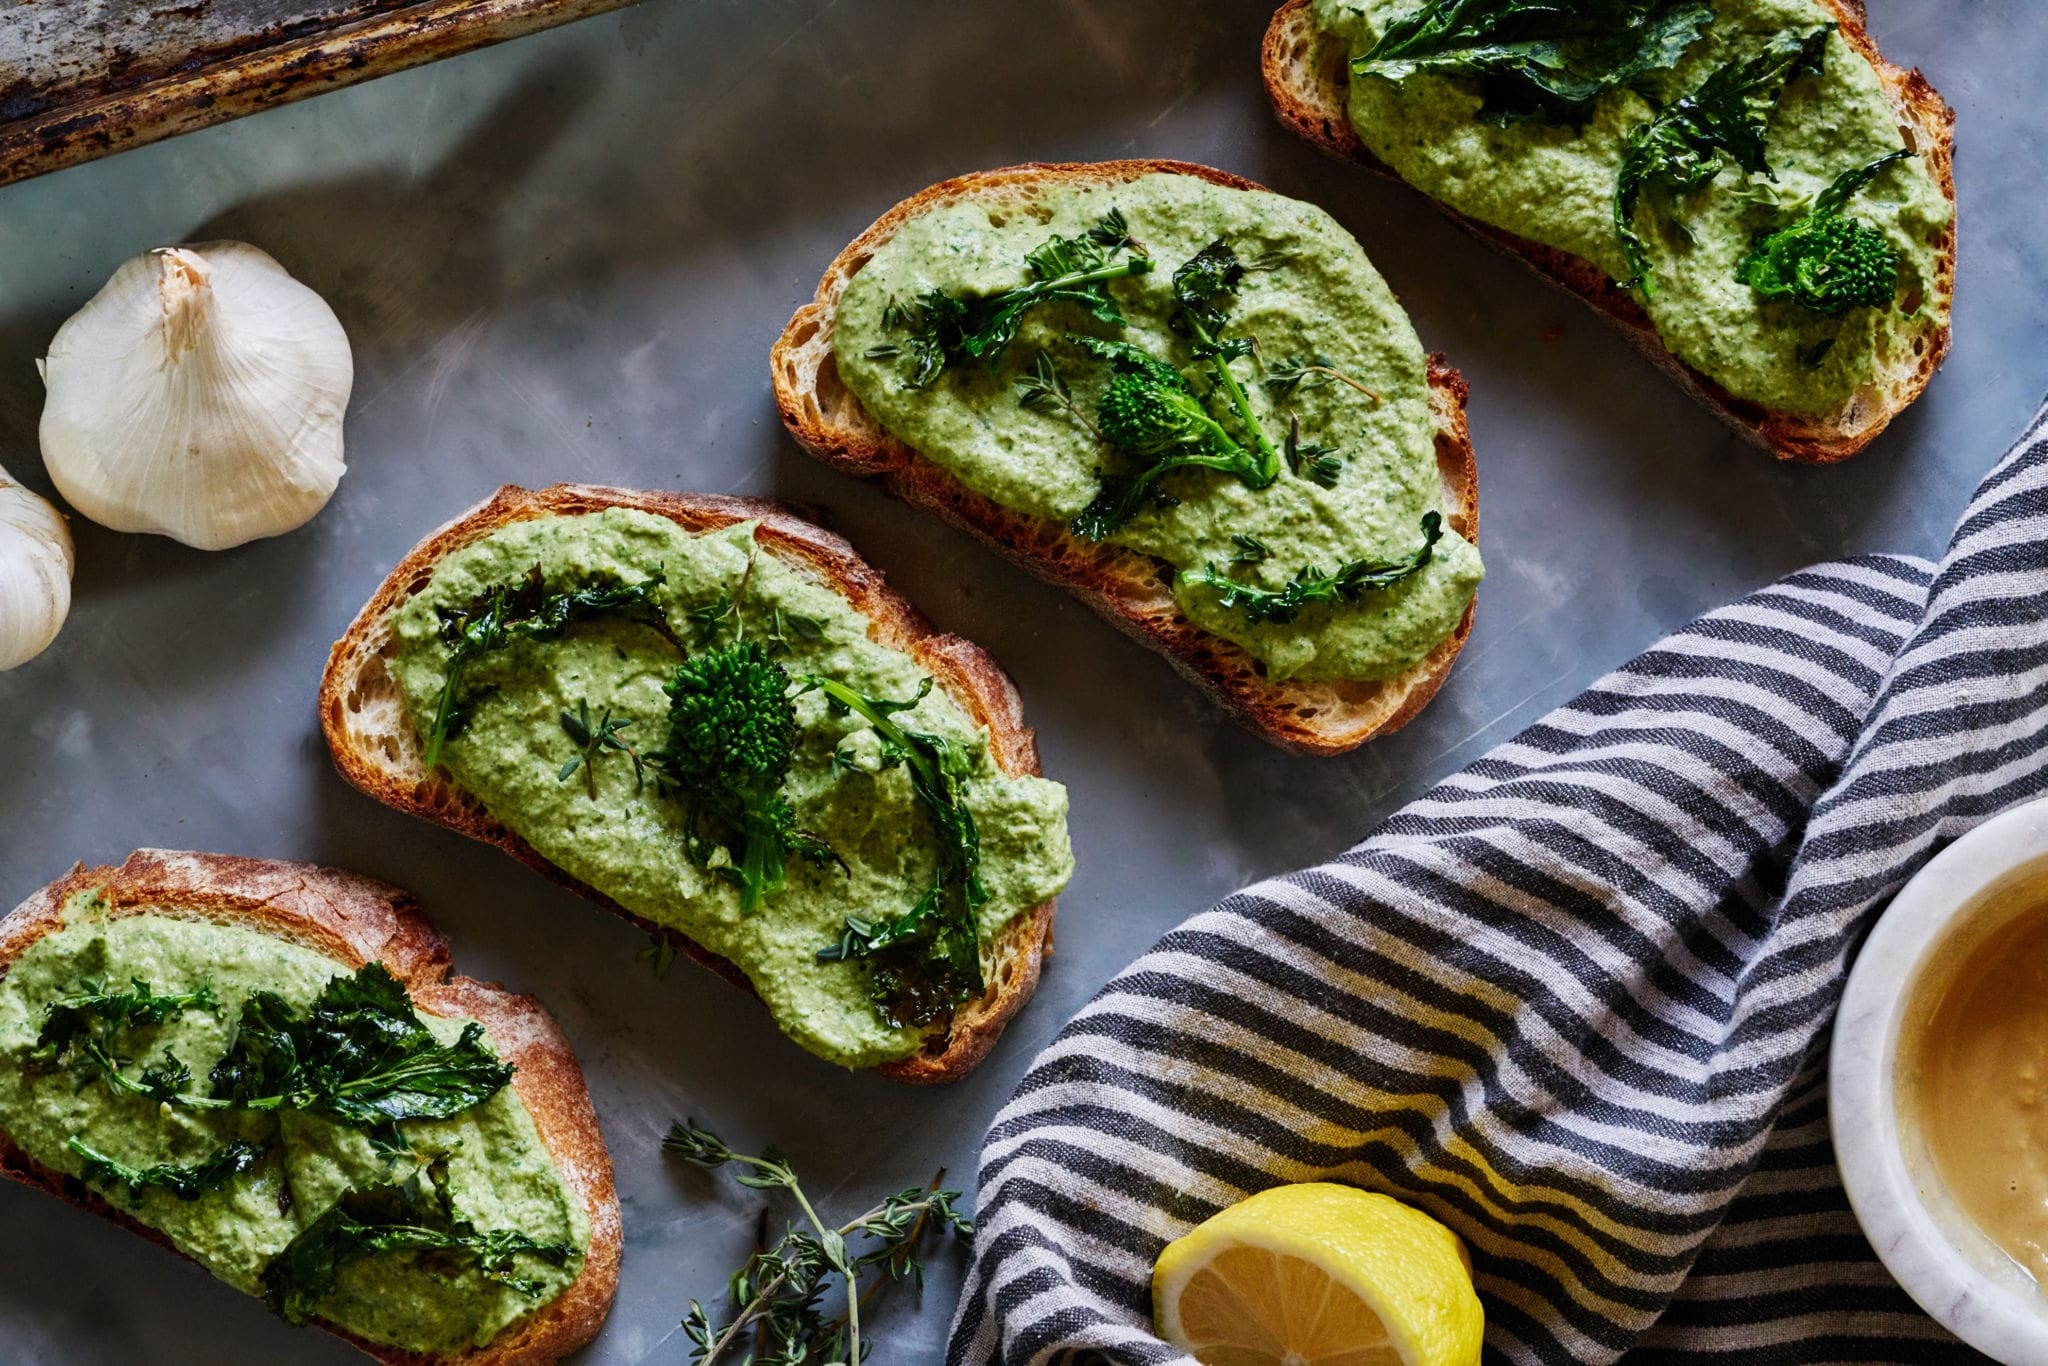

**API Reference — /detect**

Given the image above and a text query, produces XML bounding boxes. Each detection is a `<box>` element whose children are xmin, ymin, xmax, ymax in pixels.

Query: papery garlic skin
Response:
<box><xmin>37</xmin><ymin>241</ymin><xmax>353</xmax><ymax>552</ymax></box>
<box><xmin>0</xmin><ymin>465</ymin><xmax>74</xmax><ymax>671</ymax></box>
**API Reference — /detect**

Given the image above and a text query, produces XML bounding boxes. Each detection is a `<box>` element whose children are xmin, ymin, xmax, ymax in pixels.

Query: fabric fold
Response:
<box><xmin>949</xmin><ymin>399</ymin><xmax>2048</xmax><ymax>1365</ymax></box>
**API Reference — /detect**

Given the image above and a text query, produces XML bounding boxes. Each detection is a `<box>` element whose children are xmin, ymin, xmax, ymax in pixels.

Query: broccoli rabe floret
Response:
<box><xmin>1096</xmin><ymin>367</ymin><xmax>1242</xmax><ymax>457</ymax></box>
<box><xmin>656</xmin><ymin>640</ymin><xmax>822</xmax><ymax>913</ymax></box>
<box><xmin>1738</xmin><ymin>150</ymin><xmax>1910</xmax><ymax>318</ymax></box>
<box><xmin>1068</xmin><ymin>338</ymin><xmax>1277</xmax><ymax>541</ymax></box>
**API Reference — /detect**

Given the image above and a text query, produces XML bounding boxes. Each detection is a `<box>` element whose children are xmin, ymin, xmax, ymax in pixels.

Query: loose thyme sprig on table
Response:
<box><xmin>665</xmin><ymin>1120</ymin><xmax>973</xmax><ymax>1366</ymax></box>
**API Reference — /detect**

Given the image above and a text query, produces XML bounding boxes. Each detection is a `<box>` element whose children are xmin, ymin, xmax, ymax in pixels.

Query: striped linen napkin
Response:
<box><xmin>947</xmin><ymin>397</ymin><xmax>2048</xmax><ymax>1366</ymax></box>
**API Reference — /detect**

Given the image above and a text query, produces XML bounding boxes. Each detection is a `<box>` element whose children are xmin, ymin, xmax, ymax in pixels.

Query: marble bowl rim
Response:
<box><xmin>1831</xmin><ymin>795</ymin><xmax>2048</xmax><ymax>1365</ymax></box>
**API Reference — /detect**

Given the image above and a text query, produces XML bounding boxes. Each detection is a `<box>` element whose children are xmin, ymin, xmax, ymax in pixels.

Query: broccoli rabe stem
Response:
<box><xmin>1180</xmin><ymin>318</ymin><xmax>1281</xmax><ymax>486</ymax></box>
<box><xmin>1167</xmin><ymin>241</ymin><xmax>1285</xmax><ymax>484</ymax></box>
<box><xmin>800</xmin><ymin>674</ymin><xmax>987</xmax><ymax>1020</ymax></box>
<box><xmin>737</xmin><ymin>799</ymin><xmax>792</xmax><ymax>912</ymax></box>
<box><xmin>1010</xmin><ymin>257</ymin><xmax>1154</xmax><ymax>299</ymax></box>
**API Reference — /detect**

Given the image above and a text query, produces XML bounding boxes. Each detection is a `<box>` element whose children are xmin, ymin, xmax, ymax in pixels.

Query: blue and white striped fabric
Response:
<box><xmin>947</xmin><ymin>398</ymin><xmax>2048</xmax><ymax>1366</ymax></box>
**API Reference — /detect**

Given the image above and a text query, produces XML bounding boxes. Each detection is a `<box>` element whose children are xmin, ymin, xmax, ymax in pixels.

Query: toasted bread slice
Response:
<box><xmin>770</xmin><ymin>159</ymin><xmax>1478</xmax><ymax>757</ymax></box>
<box><xmin>0</xmin><ymin>849</ymin><xmax>621</xmax><ymax>1366</ymax></box>
<box><xmin>1263</xmin><ymin>0</ymin><xmax>1955</xmax><ymax>463</ymax></box>
<box><xmin>319</xmin><ymin>484</ymin><xmax>1057</xmax><ymax>1084</ymax></box>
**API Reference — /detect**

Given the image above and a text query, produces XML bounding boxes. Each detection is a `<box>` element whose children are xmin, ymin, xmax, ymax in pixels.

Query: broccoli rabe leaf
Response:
<box><xmin>1186</xmin><ymin>513</ymin><xmax>1445</xmax><ymax>625</ymax></box>
<box><xmin>70</xmin><ymin>1136</ymin><xmax>265</xmax><ymax>1203</ymax></box>
<box><xmin>262</xmin><ymin>1168</ymin><xmax>576</xmax><ymax>1325</ymax></box>
<box><xmin>880</xmin><ymin>210</ymin><xmax>1153</xmax><ymax>388</ymax></box>
<box><xmin>1613</xmin><ymin>25</ymin><xmax>1832</xmax><ymax>290</ymax></box>
<box><xmin>1737</xmin><ymin>150</ymin><xmax>1909</xmax><ymax>317</ymax></box>
<box><xmin>28</xmin><ymin>977</ymin><xmax>218</xmax><ymax>1071</ymax></box>
<box><xmin>33</xmin><ymin>964</ymin><xmax>512</xmax><ymax>1135</ymax></box>
<box><xmin>801</xmin><ymin>675</ymin><xmax>987</xmax><ymax>1026</ymax></box>
<box><xmin>203</xmin><ymin>962</ymin><xmax>515</xmax><ymax>1127</ymax></box>
<box><xmin>1353</xmin><ymin>0</ymin><xmax>1714</xmax><ymax>126</ymax></box>
<box><xmin>426</xmin><ymin>564</ymin><xmax>677</xmax><ymax>767</ymax></box>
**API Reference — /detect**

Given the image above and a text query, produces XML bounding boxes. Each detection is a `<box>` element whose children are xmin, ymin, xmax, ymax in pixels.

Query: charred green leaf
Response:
<box><xmin>426</xmin><ymin>564</ymin><xmax>676</xmax><ymax>767</ymax></box>
<box><xmin>1613</xmin><ymin>25</ymin><xmax>1832</xmax><ymax>290</ymax></box>
<box><xmin>1352</xmin><ymin>0</ymin><xmax>1714</xmax><ymax>125</ymax></box>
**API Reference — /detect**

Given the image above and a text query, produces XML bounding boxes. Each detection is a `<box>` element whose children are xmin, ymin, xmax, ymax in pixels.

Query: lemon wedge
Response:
<box><xmin>1152</xmin><ymin>1183</ymin><xmax>1483</xmax><ymax>1366</ymax></box>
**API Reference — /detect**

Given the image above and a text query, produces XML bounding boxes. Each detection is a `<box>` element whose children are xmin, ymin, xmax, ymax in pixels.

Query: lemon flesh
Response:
<box><xmin>1152</xmin><ymin>1183</ymin><xmax>1483</xmax><ymax>1366</ymax></box>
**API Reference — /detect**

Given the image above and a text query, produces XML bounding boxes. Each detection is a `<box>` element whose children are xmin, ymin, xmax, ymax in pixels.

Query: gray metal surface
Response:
<box><xmin>0</xmin><ymin>2</ymin><xmax>2038</xmax><ymax>1362</ymax></box>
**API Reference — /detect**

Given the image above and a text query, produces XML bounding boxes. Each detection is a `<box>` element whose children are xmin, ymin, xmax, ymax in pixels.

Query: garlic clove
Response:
<box><xmin>0</xmin><ymin>465</ymin><xmax>75</xmax><ymax>671</ymax></box>
<box><xmin>37</xmin><ymin>241</ymin><xmax>353</xmax><ymax>552</ymax></box>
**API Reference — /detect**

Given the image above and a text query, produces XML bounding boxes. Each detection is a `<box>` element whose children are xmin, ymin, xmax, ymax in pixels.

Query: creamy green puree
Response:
<box><xmin>387</xmin><ymin>510</ymin><xmax>1074</xmax><ymax>1069</ymax></box>
<box><xmin>1313</xmin><ymin>0</ymin><xmax>1951</xmax><ymax>417</ymax></box>
<box><xmin>0</xmin><ymin>899</ymin><xmax>586</xmax><ymax>1355</ymax></box>
<box><xmin>833</xmin><ymin>173</ymin><xmax>1483</xmax><ymax>683</ymax></box>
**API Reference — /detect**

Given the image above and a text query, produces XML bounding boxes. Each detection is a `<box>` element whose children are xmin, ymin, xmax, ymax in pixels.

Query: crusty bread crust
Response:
<box><xmin>769</xmin><ymin>159</ymin><xmax>1479</xmax><ymax>757</ymax></box>
<box><xmin>0</xmin><ymin>849</ymin><xmax>621</xmax><ymax>1366</ymax></box>
<box><xmin>1262</xmin><ymin>0</ymin><xmax>1956</xmax><ymax>463</ymax></box>
<box><xmin>317</xmin><ymin>484</ymin><xmax>1057</xmax><ymax>1084</ymax></box>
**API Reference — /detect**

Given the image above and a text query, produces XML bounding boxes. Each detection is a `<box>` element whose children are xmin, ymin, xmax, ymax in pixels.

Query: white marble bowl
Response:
<box><xmin>1832</xmin><ymin>797</ymin><xmax>2048</xmax><ymax>1365</ymax></box>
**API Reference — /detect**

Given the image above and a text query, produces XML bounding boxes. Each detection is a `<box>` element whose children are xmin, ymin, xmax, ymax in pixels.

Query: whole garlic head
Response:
<box><xmin>0</xmin><ymin>465</ymin><xmax>74</xmax><ymax>671</ymax></box>
<box><xmin>38</xmin><ymin>242</ymin><xmax>353</xmax><ymax>551</ymax></box>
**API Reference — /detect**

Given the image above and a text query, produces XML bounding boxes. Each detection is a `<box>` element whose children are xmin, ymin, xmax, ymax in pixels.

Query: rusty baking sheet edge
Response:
<box><xmin>0</xmin><ymin>0</ymin><xmax>637</xmax><ymax>189</ymax></box>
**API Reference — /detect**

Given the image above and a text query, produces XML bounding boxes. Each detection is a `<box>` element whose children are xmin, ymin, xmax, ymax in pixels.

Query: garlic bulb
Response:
<box><xmin>37</xmin><ymin>241</ymin><xmax>353</xmax><ymax>551</ymax></box>
<box><xmin>0</xmin><ymin>465</ymin><xmax>74</xmax><ymax>671</ymax></box>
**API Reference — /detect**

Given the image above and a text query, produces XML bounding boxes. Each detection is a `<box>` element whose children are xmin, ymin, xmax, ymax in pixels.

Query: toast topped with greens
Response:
<box><xmin>0</xmin><ymin>850</ymin><xmax>621</xmax><ymax>1365</ymax></box>
<box><xmin>1264</xmin><ymin>0</ymin><xmax>1955</xmax><ymax>462</ymax></box>
<box><xmin>321</xmin><ymin>485</ymin><xmax>1071</xmax><ymax>1083</ymax></box>
<box><xmin>772</xmin><ymin>160</ymin><xmax>1481</xmax><ymax>756</ymax></box>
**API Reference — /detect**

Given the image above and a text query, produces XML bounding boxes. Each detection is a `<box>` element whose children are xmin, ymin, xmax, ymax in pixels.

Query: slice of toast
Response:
<box><xmin>1262</xmin><ymin>0</ymin><xmax>1956</xmax><ymax>463</ymax></box>
<box><xmin>319</xmin><ymin>483</ymin><xmax>1058</xmax><ymax>1084</ymax></box>
<box><xmin>0</xmin><ymin>849</ymin><xmax>622</xmax><ymax>1366</ymax></box>
<box><xmin>770</xmin><ymin>159</ymin><xmax>1479</xmax><ymax>758</ymax></box>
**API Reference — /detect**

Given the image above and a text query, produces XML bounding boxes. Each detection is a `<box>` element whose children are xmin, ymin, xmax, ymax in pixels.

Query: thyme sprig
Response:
<box><xmin>665</xmin><ymin>1121</ymin><xmax>972</xmax><ymax>1366</ymax></box>
<box><xmin>1284</xmin><ymin>418</ymin><xmax>1345</xmax><ymax>489</ymax></box>
<box><xmin>1265</xmin><ymin>354</ymin><xmax>1382</xmax><ymax>403</ymax></box>
<box><xmin>558</xmin><ymin>699</ymin><xmax>648</xmax><ymax>794</ymax></box>
<box><xmin>1015</xmin><ymin>351</ymin><xmax>1099</xmax><ymax>438</ymax></box>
